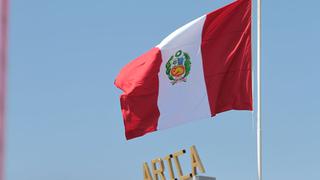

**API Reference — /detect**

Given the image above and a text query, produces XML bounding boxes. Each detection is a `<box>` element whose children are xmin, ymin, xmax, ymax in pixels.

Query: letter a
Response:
<box><xmin>143</xmin><ymin>162</ymin><xmax>153</xmax><ymax>180</ymax></box>
<box><xmin>190</xmin><ymin>145</ymin><xmax>205</xmax><ymax>176</ymax></box>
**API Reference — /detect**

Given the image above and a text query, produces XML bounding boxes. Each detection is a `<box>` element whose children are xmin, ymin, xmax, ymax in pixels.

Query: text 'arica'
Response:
<box><xmin>143</xmin><ymin>145</ymin><xmax>205</xmax><ymax>180</ymax></box>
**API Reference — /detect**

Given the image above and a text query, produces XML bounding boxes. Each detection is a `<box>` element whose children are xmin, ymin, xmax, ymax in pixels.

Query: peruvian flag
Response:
<box><xmin>115</xmin><ymin>0</ymin><xmax>252</xmax><ymax>140</ymax></box>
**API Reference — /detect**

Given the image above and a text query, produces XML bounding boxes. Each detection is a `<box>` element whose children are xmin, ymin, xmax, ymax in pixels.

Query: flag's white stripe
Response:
<box><xmin>156</xmin><ymin>15</ymin><xmax>211</xmax><ymax>130</ymax></box>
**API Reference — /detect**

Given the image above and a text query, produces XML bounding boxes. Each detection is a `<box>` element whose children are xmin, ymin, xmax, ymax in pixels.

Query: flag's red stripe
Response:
<box><xmin>115</xmin><ymin>48</ymin><xmax>162</xmax><ymax>139</ymax></box>
<box><xmin>201</xmin><ymin>0</ymin><xmax>253</xmax><ymax>116</ymax></box>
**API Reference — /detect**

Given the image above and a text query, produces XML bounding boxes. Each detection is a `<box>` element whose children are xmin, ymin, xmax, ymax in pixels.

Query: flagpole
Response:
<box><xmin>0</xmin><ymin>1</ymin><xmax>8</xmax><ymax>180</ymax></box>
<box><xmin>256</xmin><ymin>0</ymin><xmax>262</xmax><ymax>180</ymax></box>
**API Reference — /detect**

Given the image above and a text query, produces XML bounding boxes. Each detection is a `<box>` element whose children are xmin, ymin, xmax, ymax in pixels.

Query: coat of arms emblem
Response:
<box><xmin>165</xmin><ymin>50</ymin><xmax>191</xmax><ymax>85</ymax></box>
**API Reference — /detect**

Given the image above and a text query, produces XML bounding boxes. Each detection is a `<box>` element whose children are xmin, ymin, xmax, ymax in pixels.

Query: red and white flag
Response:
<box><xmin>0</xmin><ymin>0</ymin><xmax>7</xmax><ymax>179</ymax></box>
<box><xmin>115</xmin><ymin>0</ymin><xmax>252</xmax><ymax>140</ymax></box>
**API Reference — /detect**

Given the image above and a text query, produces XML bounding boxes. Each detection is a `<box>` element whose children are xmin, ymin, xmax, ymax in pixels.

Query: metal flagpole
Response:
<box><xmin>256</xmin><ymin>0</ymin><xmax>262</xmax><ymax>180</ymax></box>
<box><xmin>0</xmin><ymin>1</ymin><xmax>8</xmax><ymax>180</ymax></box>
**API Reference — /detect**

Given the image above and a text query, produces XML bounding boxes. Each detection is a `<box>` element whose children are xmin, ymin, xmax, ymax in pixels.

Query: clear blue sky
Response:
<box><xmin>6</xmin><ymin>0</ymin><xmax>320</xmax><ymax>179</ymax></box>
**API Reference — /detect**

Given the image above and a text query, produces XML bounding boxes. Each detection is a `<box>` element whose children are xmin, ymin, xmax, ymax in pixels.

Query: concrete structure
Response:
<box><xmin>188</xmin><ymin>176</ymin><xmax>216</xmax><ymax>180</ymax></box>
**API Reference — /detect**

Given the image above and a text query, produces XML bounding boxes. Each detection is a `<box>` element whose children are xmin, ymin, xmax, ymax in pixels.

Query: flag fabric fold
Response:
<box><xmin>115</xmin><ymin>0</ymin><xmax>252</xmax><ymax>140</ymax></box>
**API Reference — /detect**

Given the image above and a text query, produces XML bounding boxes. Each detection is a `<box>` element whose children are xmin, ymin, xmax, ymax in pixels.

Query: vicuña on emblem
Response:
<box><xmin>165</xmin><ymin>50</ymin><xmax>191</xmax><ymax>85</ymax></box>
